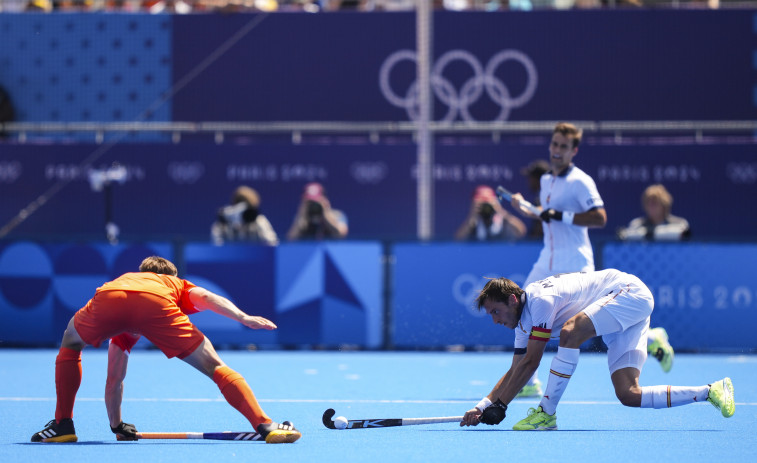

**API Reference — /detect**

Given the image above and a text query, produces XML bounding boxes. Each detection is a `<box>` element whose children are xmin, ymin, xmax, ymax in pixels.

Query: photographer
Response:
<box><xmin>287</xmin><ymin>182</ymin><xmax>348</xmax><ymax>241</ymax></box>
<box><xmin>455</xmin><ymin>185</ymin><xmax>526</xmax><ymax>241</ymax></box>
<box><xmin>211</xmin><ymin>186</ymin><xmax>279</xmax><ymax>246</ymax></box>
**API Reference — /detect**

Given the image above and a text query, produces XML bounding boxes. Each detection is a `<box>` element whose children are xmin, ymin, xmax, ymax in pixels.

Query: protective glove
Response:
<box><xmin>112</xmin><ymin>421</ymin><xmax>139</xmax><ymax>441</ymax></box>
<box><xmin>540</xmin><ymin>208</ymin><xmax>563</xmax><ymax>223</ymax></box>
<box><xmin>479</xmin><ymin>399</ymin><xmax>507</xmax><ymax>425</ymax></box>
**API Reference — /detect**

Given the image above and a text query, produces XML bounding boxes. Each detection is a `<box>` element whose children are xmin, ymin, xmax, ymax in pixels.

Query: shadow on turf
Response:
<box><xmin>431</xmin><ymin>429</ymin><xmax>720</xmax><ymax>432</ymax></box>
<box><xmin>19</xmin><ymin>441</ymin><xmax>269</xmax><ymax>445</ymax></box>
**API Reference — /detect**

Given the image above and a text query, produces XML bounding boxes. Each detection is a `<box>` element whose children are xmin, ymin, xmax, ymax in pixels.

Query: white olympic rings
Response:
<box><xmin>379</xmin><ymin>49</ymin><xmax>538</xmax><ymax>122</ymax></box>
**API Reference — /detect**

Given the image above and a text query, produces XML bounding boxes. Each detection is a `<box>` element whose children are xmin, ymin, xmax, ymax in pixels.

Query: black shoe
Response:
<box><xmin>255</xmin><ymin>421</ymin><xmax>301</xmax><ymax>444</ymax></box>
<box><xmin>31</xmin><ymin>419</ymin><xmax>78</xmax><ymax>443</ymax></box>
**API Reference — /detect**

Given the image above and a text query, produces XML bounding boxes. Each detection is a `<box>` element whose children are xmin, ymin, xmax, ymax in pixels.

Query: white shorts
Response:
<box><xmin>582</xmin><ymin>276</ymin><xmax>654</xmax><ymax>373</ymax></box>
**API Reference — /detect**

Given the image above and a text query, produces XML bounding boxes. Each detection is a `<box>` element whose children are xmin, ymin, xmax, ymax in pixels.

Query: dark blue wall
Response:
<box><xmin>2</xmin><ymin>10</ymin><xmax>755</xmax><ymax>126</ymax></box>
<box><xmin>0</xmin><ymin>141</ymin><xmax>755</xmax><ymax>241</ymax></box>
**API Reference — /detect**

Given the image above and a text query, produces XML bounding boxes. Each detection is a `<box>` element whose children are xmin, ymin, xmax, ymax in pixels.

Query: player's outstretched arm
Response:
<box><xmin>105</xmin><ymin>341</ymin><xmax>129</xmax><ymax>429</ymax></box>
<box><xmin>188</xmin><ymin>287</ymin><xmax>277</xmax><ymax>330</ymax></box>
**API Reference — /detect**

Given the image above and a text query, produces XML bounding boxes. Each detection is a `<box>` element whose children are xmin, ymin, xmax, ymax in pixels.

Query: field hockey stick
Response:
<box><xmin>496</xmin><ymin>185</ymin><xmax>541</xmax><ymax>216</ymax></box>
<box><xmin>322</xmin><ymin>408</ymin><xmax>463</xmax><ymax>430</ymax></box>
<box><xmin>132</xmin><ymin>431</ymin><xmax>263</xmax><ymax>441</ymax></box>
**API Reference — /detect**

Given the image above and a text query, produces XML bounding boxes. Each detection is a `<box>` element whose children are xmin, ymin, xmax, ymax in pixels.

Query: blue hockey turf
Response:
<box><xmin>2</xmin><ymin>349</ymin><xmax>755</xmax><ymax>462</ymax></box>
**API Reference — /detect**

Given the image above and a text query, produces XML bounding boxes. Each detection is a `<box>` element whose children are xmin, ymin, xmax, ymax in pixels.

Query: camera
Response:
<box><xmin>306</xmin><ymin>200</ymin><xmax>324</xmax><ymax>218</ymax></box>
<box><xmin>479</xmin><ymin>203</ymin><xmax>495</xmax><ymax>220</ymax></box>
<box><xmin>218</xmin><ymin>202</ymin><xmax>258</xmax><ymax>225</ymax></box>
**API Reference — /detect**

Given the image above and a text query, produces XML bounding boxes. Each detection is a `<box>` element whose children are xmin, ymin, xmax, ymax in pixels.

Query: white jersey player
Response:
<box><xmin>459</xmin><ymin>270</ymin><xmax>735</xmax><ymax>431</ymax></box>
<box><xmin>509</xmin><ymin>122</ymin><xmax>608</xmax><ymax>397</ymax></box>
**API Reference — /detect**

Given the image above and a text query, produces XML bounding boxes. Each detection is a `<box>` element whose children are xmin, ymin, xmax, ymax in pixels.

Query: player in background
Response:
<box><xmin>507</xmin><ymin>123</ymin><xmax>673</xmax><ymax>398</ymax></box>
<box><xmin>31</xmin><ymin>256</ymin><xmax>301</xmax><ymax>444</ymax></box>
<box><xmin>460</xmin><ymin>270</ymin><xmax>734</xmax><ymax>430</ymax></box>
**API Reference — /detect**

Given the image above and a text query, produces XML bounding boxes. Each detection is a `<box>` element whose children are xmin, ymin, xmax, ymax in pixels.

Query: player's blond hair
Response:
<box><xmin>642</xmin><ymin>184</ymin><xmax>673</xmax><ymax>216</ymax></box>
<box><xmin>139</xmin><ymin>256</ymin><xmax>178</xmax><ymax>276</ymax></box>
<box><xmin>475</xmin><ymin>278</ymin><xmax>525</xmax><ymax>311</ymax></box>
<box><xmin>554</xmin><ymin>122</ymin><xmax>583</xmax><ymax>149</ymax></box>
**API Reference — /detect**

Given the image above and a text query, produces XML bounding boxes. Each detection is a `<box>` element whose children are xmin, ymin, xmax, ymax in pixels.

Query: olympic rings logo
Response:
<box><xmin>379</xmin><ymin>49</ymin><xmax>538</xmax><ymax>122</ymax></box>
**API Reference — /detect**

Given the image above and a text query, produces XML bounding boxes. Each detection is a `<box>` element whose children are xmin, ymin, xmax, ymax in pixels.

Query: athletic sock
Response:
<box><xmin>640</xmin><ymin>385</ymin><xmax>710</xmax><ymax>409</ymax></box>
<box><xmin>213</xmin><ymin>366</ymin><xmax>271</xmax><ymax>429</ymax></box>
<box><xmin>54</xmin><ymin>347</ymin><xmax>82</xmax><ymax>423</ymax></box>
<box><xmin>539</xmin><ymin>346</ymin><xmax>580</xmax><ymax>415</ymax></box>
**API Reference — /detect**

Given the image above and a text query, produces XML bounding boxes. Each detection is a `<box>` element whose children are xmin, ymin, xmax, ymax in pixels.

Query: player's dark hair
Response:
<box><xmin>475</xmin><ymin>278</ymin><xmax>524</xmax><ymax>311</ymax></box>
<box><xmin>554</xmin><ymin>122</ymin><xmax>583</xmax><ymax>149</ymax></box>
<box><xmin>139</xmin><ymin>256</ymin><xmax>178</xmax><ymax>276</ymax></box>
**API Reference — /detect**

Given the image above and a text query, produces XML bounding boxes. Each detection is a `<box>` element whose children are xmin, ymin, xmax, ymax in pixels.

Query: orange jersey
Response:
<box><xmin>74</xmin><ymin>272</ymin><xmax>205</xmax><ymax>359</ymax></box>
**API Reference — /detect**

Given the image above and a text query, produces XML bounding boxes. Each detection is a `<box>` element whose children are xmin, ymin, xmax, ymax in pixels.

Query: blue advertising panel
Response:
<box><xmin>392</xmin><ymin>242</ymin><xmax>541</xmax><ymax>348</ymax></box>
<box><xmin>603</xmin><ymin>243</ymin><xmax>757</xmax><ymax>351</ymax></box>
<box><xmin>275</xmin><ymin>242</ymin><xmax>383</xmax><ymax>348</ymax></box>
<box><xmin>0</xmin><ymin>241</ymin><xmax>172</xmax><ymax>346</ymax></box>
<box><xmin>184</xmin><ymin>243</ymin><xmax>278</xmax><ymax>346</ymax></box>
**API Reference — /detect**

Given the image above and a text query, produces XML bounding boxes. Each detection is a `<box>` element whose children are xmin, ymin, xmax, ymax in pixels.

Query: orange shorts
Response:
<box><xmin>74</xmin><ymin>289</ymin><xmax>205</xmax><ymax>359</ymax></box>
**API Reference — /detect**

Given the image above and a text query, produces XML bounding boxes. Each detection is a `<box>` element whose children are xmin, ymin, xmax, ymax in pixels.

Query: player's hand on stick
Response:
<box><xmin>241</xmin><ymin>315</ymin><xmax>277</xmax><ymax>330</ymax></box>
<box><xmin>540</xmin><ymin>208</ymin><xmax>562</xmax><ymax>223</ymax></box>
<box><xmin>460</xmin><ymin>408</ymin><xmax>482</xmax><ymax>427</ymax></box>
<box><xmin>112</xmin><ymin>421</ymin><xmax>139</xmax><ymax>441</ymax></box>
<box><xmin>510</xmin><ymin>193</ymin><xmax>538</xmax><ymax>218</ymax></box>
<box><xmin>540</xmin><ymin>209</ymin><xmax>575</xmax><ymax>225</ymax></box>
<box><xmin>479</xmin><ymin>400</ymin><xmax>507</xmax><ymax>425</ymax></box>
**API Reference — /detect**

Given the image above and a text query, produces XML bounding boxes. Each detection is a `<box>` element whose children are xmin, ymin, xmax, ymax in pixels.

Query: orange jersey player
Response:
<box><xmin>31</xmin><ymin>256</ymin><xmax>300</xmax><ymax>444</ymax></box>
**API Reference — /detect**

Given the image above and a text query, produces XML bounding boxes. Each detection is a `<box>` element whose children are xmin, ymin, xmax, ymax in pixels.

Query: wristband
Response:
<box><xmin>562</xmin><ymin>211</ymin><xmax>575</xmax><ymax>225</ymax></box>
<box><xmin>475</xmin><ymin>397</ymin><xmax>492</xmax><ymax>412</ymax></box>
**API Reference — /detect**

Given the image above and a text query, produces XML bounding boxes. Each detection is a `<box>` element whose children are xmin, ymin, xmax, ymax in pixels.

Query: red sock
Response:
<box><xmin>213</xmin><ymin>366</ymin><xmax>271</xmax><ymax>429</ymax></box>
<box><xmin>54</xmin><ymin>347</ymin><xmax>82</xmax><ymax>422</ymax></box>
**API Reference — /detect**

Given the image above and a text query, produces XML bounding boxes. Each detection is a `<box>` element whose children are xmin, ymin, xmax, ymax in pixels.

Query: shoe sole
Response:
<box><xmin>37</xmin><ymin>435</ymin><xmax>78</xmax><ymax>443</ymax></box>
<box><xmin>721</xmin><ymin>378</ymin><xmax>735</xmax><ymax>418</ymax></box>
<box><xmin>513</xmin><ymin>425</ymin><xmax>557</xmax><ymax>431</ymax></box>
<box><xmin>264</xmin><ymin>430</ymin><xmax>302</xmax><ymax>444</ymax></box>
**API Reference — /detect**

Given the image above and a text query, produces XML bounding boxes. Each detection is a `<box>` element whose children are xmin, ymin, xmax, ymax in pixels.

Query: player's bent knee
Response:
<box><xmin>615</xmin><ymin>387</ymin><xmax>642</xmax><ymax>408</ymax></box>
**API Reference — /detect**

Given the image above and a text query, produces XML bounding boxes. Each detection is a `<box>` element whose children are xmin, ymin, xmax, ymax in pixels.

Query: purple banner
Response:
<box><xmin>173</xmin><ymin>10</ymin><xmax>756</xmax><ymax>123</ymax></box>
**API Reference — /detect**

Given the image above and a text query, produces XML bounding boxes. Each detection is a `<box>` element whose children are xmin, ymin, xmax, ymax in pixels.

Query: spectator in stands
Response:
<box><xmin>145</xmin><ymin>0</ymin><xmax>192</xmax><ymax>13</ymax></box>
<box><xmin>617</xmin><ymin>184</ymin><xmax>690</xmax><ymax>241</ymax></box>
<box><xmin>455</xmin><ymin>185</ymin><xmax>526</xmax><ymax>241</ymax></box>
<box><xmin>287</xmin><ymin>182</ymin><xmax>348</xmax><ymax>240</ymax></box>
<box><xmin>519</xmin><ymin>159</ymin><xmax>550</xmax><ymax>240</ymax></box>
<box><xmin>211</xmin><ymin>186</ymin><xmax>279</xmax><ymax>246</ymax></box>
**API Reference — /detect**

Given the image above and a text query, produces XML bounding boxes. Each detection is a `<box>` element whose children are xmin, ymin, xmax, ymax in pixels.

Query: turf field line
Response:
<box><xmin>3</xmin><ymin>397</ymin><xmax>757</xmax><ymax>406</ymax></box>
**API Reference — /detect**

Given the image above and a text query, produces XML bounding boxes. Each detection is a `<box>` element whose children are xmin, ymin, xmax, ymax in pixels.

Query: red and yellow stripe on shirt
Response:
<box><xmin>529</xmin><ymin>326</ymin><xmax>551</xmax><ymax>342</ymax></box>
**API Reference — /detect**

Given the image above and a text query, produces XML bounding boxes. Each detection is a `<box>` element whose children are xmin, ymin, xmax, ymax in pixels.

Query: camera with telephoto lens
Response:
<box><xmin>479</xmin><ymin>202</ymin><xmax>495</xmax><ymax>220</ymax></box>
<box><xmin>306</xmin><ymin>200</ymin><xmax>324</xmax><ymax>218</ymax></box>
<box><xmin>218</xmin><ymin>202</ymin><xmax>258</xmax><ymax>225</ymax></box>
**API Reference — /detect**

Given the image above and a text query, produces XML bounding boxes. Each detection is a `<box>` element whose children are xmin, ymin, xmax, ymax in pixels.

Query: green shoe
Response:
<box><xmin>707</xmin><ymin>377</ymin><xmax>735</xmax><ymax>418</ymax></box>
<box><xmin>512</xmin><ymin>406</ymin><xmax>557</xmax><ymax>431</ymax></box>
<box><xmin>647</xmin><ymin>327</ymin><xmax>674</xmax><ymax>373</ymax></box>
<box><xmin>515</xmin><ymin>379</ymin><xmax>543</xmax><ymax>399</ymax></box>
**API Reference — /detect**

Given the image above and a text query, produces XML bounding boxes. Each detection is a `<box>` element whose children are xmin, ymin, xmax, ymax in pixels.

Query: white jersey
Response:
<box><xmin>529</xmin><ymin>165</ymin><xmax>604</xmax><ymax>282</ymax></box>
<box><xmin>514</xmin><ymin>269</ymin><xmax>633</xmax><ymax>349</ymax></box>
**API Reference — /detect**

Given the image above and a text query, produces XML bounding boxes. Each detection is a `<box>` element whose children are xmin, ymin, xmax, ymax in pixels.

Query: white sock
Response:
<box><xmin>640</xmin><ymin>385</ymin><xmax>710</xmax><ymax>409</ymax></box>
<box><xmin>539</xmin><ymin>346</ymin><xmax>580</xmax><ymax>415</ymax></box>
